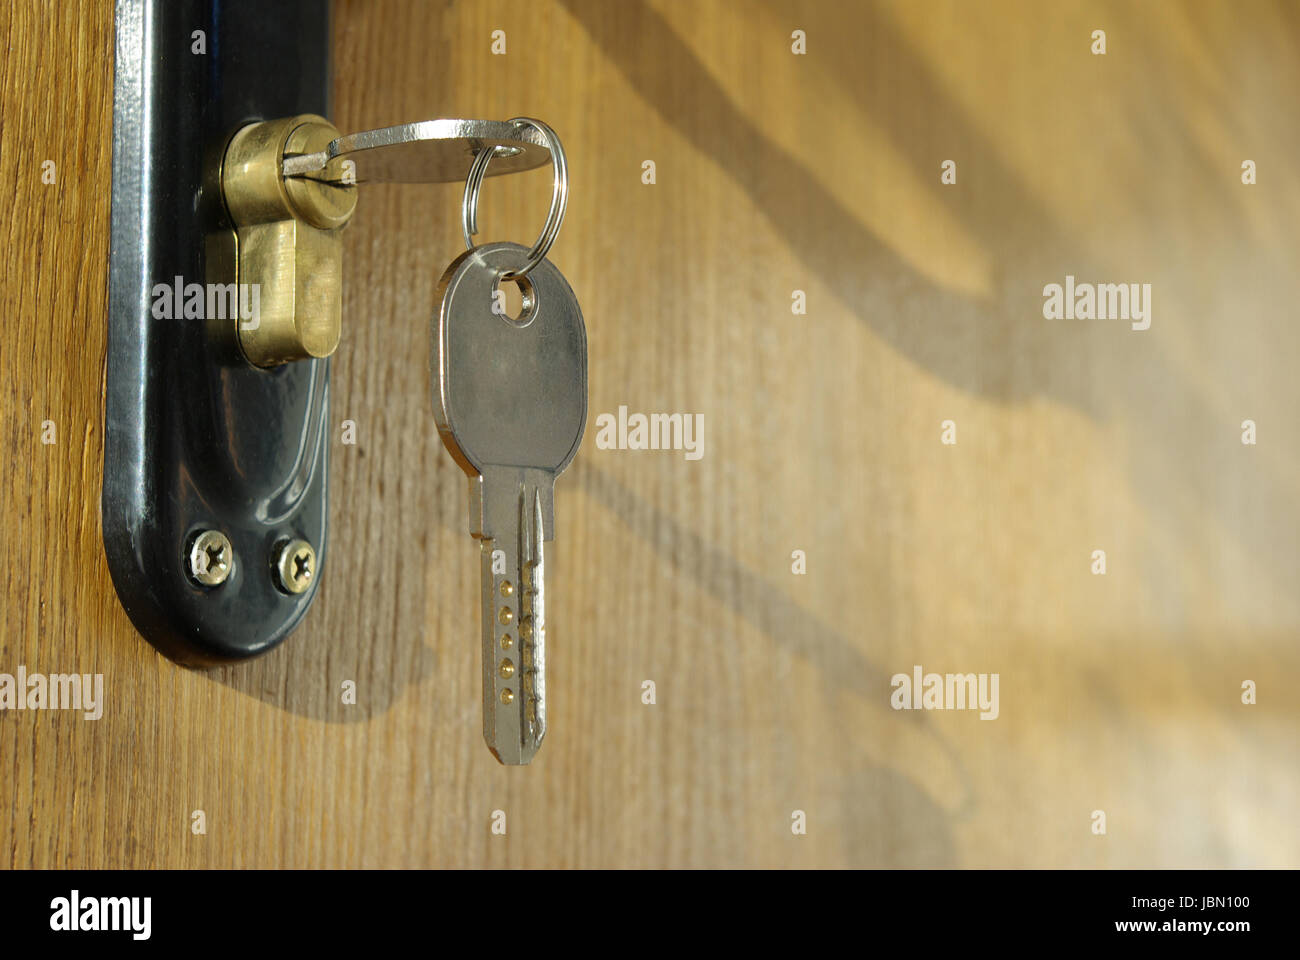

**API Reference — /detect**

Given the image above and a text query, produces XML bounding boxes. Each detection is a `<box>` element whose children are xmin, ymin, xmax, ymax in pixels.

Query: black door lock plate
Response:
<box><xmin>102</xmin><ymin>0</ymin><xmax>333</xmax><ymax>665</ymax></box>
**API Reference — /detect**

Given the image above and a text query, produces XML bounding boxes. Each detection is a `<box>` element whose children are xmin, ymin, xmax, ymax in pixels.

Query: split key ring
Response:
<box><xmin>461</xmin><ymin>117</ymin><xmax>568</xmax><ymax>281</ymax></box>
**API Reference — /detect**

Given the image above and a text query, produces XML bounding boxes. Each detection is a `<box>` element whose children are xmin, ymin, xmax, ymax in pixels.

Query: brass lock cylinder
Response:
<box><xmin>221</xmin><ymin>114</ymin><xmax>356</xmax><ymax>366</ymax></box>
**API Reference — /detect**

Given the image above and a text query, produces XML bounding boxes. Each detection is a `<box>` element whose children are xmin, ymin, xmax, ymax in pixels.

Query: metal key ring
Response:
<box><xmin>462</xmin><ymin>117</ymin><xmax>568</xmax><ymax>281</ymax></box>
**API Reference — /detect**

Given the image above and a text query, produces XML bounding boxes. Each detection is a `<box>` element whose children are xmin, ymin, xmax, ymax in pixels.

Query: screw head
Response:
<box><xmin>273</xmin><ymin>538</ymin><xmax>316</xmax><ymax>595</ymax></box>
<box><xmin>188</xmin><ymin>530</ymin><xmax>233</xmax><ymax>587</ymax></box>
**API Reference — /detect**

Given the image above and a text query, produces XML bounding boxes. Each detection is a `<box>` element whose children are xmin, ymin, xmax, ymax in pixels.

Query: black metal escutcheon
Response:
<box><xmin>103</xmin><ymin>0</ymin><xmax>333</xmax><ymax>665</ymax></box>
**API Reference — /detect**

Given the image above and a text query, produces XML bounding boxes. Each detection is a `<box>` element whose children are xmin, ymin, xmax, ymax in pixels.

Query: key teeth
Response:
<box><xmin>520</xmin><ymin>488</ymin><xmax>547</xmax><ymax>748</ymax></box>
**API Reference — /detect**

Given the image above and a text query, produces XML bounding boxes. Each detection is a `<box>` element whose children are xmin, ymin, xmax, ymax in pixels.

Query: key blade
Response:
<box><xmin>479</xmin><ymin>469</ymin><xmax>554</xmax><ymax>765</ymax></box>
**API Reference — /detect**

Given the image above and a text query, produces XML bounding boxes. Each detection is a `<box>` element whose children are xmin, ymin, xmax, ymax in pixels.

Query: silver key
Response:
<box><xmin>433</xmin><ymin>242</ymin><xmax>587</xmax><ymax>765</ymax></box>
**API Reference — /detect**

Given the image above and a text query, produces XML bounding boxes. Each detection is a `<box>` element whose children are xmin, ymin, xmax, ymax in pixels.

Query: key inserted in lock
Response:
<box><xmin>106</xmin><ymin>0</ymin><xmax>571</xmax><ymax>668</ymax></box>
<box><xmin>220</xmin><ymin>116</ymin><xmax>552</xmax><ymax>367</ymax></box>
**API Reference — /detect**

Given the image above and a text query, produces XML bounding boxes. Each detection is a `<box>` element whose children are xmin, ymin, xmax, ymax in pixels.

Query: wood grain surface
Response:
<box><xmin>2</xmin><ymin>0</ymin><xmax>1298</xmax><ymax>868</ymax></box>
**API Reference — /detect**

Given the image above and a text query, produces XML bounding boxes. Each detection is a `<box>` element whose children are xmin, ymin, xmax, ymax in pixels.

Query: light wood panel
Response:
<box><xmin>2</xmin><ymin>0</ymin><xmax>1297</xmax><ymax>868</ymax></box>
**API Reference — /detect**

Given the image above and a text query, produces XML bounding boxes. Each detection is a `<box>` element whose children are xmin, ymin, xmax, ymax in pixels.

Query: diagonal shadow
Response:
<box><xmin>559</xmin><ymin>0</ymin><xmax>1300</xmax><ymax>614</ymax></box>
<box><xmin>575</xmin><ymin>458</ymin><xmax>978</xmax><ymax>833</ymax></box>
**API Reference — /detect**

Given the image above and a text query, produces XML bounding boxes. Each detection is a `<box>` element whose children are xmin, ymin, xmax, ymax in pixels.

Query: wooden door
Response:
<box><xmin>3</xmin><ymin>0</ymin><xmax>1297</xmax><ymax>868</ymax></box>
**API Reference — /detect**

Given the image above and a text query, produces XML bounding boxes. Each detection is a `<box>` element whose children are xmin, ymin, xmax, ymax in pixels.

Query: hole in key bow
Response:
<box><xmin>491</xmin><ymin>274</ymin><xmax>537</xmax><ymax>326</ymax></box>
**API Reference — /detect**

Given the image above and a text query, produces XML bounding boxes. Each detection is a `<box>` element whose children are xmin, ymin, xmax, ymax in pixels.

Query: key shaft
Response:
<box><xmin>475</xmin><ymin>467</ymin><xmax>554</xmax><ymax>764</ymax></box>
